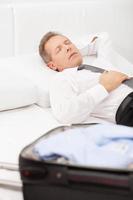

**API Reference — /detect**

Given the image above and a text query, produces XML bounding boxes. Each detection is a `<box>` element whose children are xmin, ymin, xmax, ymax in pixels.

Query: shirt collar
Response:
<box><xmin>63</xmin><ymin>66</ymin><xmax>79</xmax><ymax>72</ymax></box>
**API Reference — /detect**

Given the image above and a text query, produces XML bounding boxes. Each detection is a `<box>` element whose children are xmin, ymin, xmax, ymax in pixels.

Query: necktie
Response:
<box><xmin>78</xmin><ymin>64</ymin><xmax>133</xmax><ymax>89</ymax></box>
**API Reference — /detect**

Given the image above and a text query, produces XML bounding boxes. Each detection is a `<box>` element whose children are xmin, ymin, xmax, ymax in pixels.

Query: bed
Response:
<box><xmin>0</xmin><ymin>105</ymin><xmax>66</xmax><ymax>200</ymax></box>
<box><xmin>0</xmin><ymin>1</ymin><xmax>133</xmax><ymax>200</ymax></box>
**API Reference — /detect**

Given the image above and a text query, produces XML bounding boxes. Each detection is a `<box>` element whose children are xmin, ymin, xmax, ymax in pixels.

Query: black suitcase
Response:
<box><xmin>19</xmin><ymin>124</ymin><xmax>133</xmax><ymax>200</ymax></box>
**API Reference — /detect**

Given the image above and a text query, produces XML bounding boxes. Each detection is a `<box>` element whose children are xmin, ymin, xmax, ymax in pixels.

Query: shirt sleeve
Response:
<box><xmin>80</xmin><ymin>40</ymin><xmax>97</xmax><ymax>57</ymax></box>
<box><xmin>80</xmin><ymin>32</ymin><xmax>111</xmax><ymax>58</ymax></box>
<box><xmin>94</xmin><ymin>32</ymin><xmax>112</xmax><ymax>58</ymax></box>
<box><xmin>49</xmin><ymin>75</ymin><xmax>109</xmax><ymax>124</ymax></box>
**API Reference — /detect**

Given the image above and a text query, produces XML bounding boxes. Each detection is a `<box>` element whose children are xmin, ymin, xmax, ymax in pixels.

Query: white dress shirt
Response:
<box><xmin>49</xmin><ymin>34</ymin><xmax>133</xmax><ymax>124</ymax></box>
<box><xmin>50</xmin><ymin>67</ymin><xmax>132</xmax><ymax>124</ymax></box>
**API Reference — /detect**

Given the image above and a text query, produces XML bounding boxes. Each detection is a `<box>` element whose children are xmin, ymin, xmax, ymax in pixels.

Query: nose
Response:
<box><xmin>64</xmin><ymin>44</ymin><xmax>71</xmax><ymax>52</ymax></box>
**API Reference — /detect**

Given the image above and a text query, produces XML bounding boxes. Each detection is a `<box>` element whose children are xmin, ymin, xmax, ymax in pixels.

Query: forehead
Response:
<box><xmin>45</xmin><ymin>35</ymin><xmax>68</xmax><ymax>50</ymax></box>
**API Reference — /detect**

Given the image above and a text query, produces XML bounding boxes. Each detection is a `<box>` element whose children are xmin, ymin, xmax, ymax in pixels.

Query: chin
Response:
<box><xmin>74</xmin><ymin>57</ymin><xmax>83</xmax><ymax>67</ymax></box>
<box><xmin>64</xmin><ymin>57</ymin><xmax>83</xmax><ymax>69</ymax></box>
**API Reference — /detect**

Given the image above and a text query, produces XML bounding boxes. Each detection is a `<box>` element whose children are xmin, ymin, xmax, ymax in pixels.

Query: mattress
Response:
<box><xmin>0</xmin><ymin>104</ymin><xmax>65</xmax><ymax>200</ymax></box>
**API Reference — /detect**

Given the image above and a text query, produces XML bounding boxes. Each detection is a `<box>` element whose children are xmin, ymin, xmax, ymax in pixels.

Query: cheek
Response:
<box><xmin>53</xmin><ymin>54</ymin><xmax>67</xmax><ymax>65</ymax></box>
<box><xmin>58</xmin><ymin>52</ymin><xmax>68</xmax><ymax>61</ymax></box>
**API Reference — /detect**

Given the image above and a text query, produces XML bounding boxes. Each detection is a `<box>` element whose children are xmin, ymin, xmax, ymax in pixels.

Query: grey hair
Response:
<box><xmin>39</xmin><ymin>31</ymin><xmax>62</xmax><ymax>63</ymax></box>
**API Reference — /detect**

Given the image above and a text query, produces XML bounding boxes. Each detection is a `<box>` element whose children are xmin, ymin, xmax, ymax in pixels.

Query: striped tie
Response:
<box><xmin>78</xmin><ymin>64</ymin><xmax>133</xmax><ymax>89</ymax></box>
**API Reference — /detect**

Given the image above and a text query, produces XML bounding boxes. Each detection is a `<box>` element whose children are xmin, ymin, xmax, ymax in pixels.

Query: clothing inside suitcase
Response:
<box><xmin>19</xmin><ymin>124</ymin><xmax>133</xmax><ymax>200</ymax></box>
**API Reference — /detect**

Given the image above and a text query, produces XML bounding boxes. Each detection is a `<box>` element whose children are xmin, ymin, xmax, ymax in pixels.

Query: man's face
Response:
<box><xmin>45</xmin><ymin>35</ymin><xmax>83</xmax><ymax>71</ymax></box>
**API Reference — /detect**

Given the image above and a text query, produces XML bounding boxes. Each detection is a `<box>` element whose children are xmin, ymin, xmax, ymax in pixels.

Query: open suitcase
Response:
<box><xmin>19</xmin><ymin>124</ymin><xmax>133</xmax><ymax>200</ymax></box>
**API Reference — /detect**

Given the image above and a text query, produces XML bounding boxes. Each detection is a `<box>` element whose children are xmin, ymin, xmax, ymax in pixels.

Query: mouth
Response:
<box><xmin>69</xmin><ymin>52</ymin><xmax>78</xmax><ymax>60</ymax></box>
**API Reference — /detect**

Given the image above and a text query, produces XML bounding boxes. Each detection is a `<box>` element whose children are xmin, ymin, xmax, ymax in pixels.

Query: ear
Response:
<box><xmin>47</xmin><ymin>61</ymin><xmax>57</xmax><ymax>71</ymax></box>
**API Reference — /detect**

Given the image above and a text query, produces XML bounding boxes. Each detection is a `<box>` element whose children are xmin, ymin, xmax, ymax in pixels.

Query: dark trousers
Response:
<box><xmin>116</xmin><ymin>92</ymin><xmax>133</xmax><ymax>127</ymax></box>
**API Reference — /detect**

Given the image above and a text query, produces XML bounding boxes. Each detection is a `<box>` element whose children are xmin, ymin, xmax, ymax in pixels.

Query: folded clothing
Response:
<box><xmin>34</xmin><ymin>123</ymin><xmax>133</xmax><ymax>168</ymax></box>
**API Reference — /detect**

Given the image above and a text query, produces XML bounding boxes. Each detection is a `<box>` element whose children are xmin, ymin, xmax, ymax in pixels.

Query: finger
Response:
<box><xmin>103</xmin><ymin>70</ymin><xmax>108</xmax><ymax>74</ymax></box>
<box><xmin>122</xmin><ymin>75</ymin><xmax>129</xmax><ymax>80</ymax></box>
<box><xmin>123</xmin><ymin>74</ymin><xmax>129</xmax><ymax>78</ymax></box>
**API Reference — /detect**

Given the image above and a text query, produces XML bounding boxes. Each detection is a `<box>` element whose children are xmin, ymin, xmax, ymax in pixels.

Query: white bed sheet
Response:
<box><xmin>0</xmin><ymin>104</ymin><xmax>65</xmax><ymax>164</ymax></box>
<box><xmin>0</xmin><ymin>104</ymin><xmax>66</xmax><ymax>200</ymax></box>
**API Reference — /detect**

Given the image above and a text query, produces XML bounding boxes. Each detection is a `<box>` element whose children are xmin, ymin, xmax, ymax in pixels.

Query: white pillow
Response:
<box><xmin>0</xmin><ymin>54</ymin><xmax>57</xmax><ymax>108</ymax></box>
<box><xmin>0</xmin><ymin>67</ymin><xmax>37</xmax><ymax>111</ymax></box>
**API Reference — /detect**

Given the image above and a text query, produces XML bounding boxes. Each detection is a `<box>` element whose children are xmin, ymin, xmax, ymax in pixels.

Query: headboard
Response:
<box><xmin>0</xmin><ymin>0</ymin><xmax>133</xmax><ymax>62</ymax></box>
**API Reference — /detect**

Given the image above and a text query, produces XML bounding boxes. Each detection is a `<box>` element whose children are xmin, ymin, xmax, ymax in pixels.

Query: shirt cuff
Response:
<box><xmin>87</xmin><ymin>83</ymin><xmax>109</xmax><ymax>105</ymax></box>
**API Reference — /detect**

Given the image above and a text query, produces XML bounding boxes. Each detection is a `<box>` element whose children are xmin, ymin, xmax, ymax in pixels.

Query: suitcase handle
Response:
<box><xmin>48</xmin><ymin>166</ymin><xmax>130</xmax><ymax>189</ymax></box>
<box><xmin>67</xmin><ymin>169</ymin><xmax>129</xmax><ymax>189</ymax></box>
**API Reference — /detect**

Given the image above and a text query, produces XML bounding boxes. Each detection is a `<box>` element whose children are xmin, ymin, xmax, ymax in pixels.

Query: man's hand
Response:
<box><xmin>99</xmin><ymin>71</ymin><xmax>129</xmax><ymax>92</ymax></box>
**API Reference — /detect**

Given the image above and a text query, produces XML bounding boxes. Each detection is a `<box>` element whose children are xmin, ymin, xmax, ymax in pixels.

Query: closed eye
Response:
<box><xmin>55</xmin><ymin>46</ymin><xmax>61</xmax><ymax>54</ymax></box>
<box><xmin>64</xmin><ymin>39</ymin><xmax>71</xmax><ymax>45</ymax></box>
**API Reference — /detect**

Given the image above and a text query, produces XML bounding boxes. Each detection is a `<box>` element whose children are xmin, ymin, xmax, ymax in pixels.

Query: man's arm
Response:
<box><xmin>88</xmin><ymin>36</ymin><xmax>98</xmax><ymax>56</ymax></box>
<box><xmin>49</xmin><ymin>75</ymin><xmax>108</xmax><ymax>124</ymax></box>
<box><xmin>80</xmin><ymin>35</ymin><xmax>98</xmax><ymax>56</ymax></box>
<box><xmin>80</xmin><ymin>32</ymin><xmax>112</xmax><ymax>57</ymax></box>
<box><xmin>50</xmin><ymin>70</ymin><xmax>129</xmax><ymax>124</ymax></box>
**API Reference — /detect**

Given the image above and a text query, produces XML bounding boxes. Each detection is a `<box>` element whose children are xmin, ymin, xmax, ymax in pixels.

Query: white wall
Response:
<box><xmin>0</xmin><ymin>0</ymin><xmax>133</xmax><ymax>63</ymax></box>
<box><xmin>0</xmin><ymin>0</ymin><xmax>132</xmax><ymax>3</ymax></box>
<box><xmin>0</xmin><ymin>5</ymin><xmax>14</xmax><ymax>57</ymax></box>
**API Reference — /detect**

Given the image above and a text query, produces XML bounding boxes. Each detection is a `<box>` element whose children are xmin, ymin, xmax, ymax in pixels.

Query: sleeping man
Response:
<box><xmin>39</xmin><ymin>31</ymin><xmax>133</xmax><ymax>126</ymax></box>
